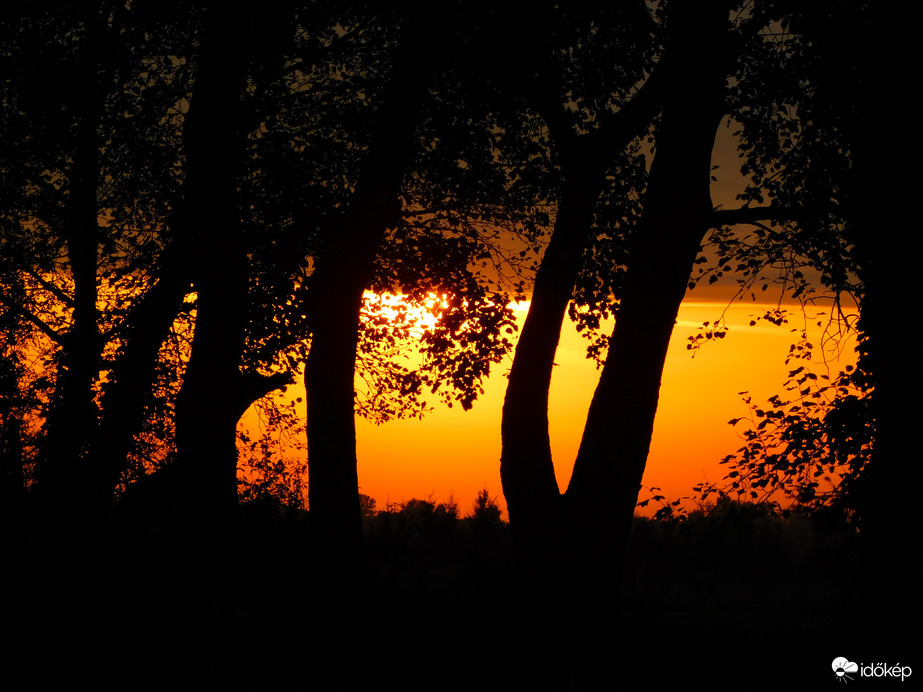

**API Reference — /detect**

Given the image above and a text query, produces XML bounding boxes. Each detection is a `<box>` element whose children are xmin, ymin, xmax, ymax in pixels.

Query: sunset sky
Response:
<box><xmin>347</xmin><ymin>289</ymin><xmax>857</xmax><ymax>517</ymax></box>
<box><xmin>343</xmin><ymin>120</ymin><xmax>859</xmax><ymax>518</ymax></box>
<box><xmin>234</xmin><ymin>119</ymin><xmax>858</xmax><ymax>518</ymax></box>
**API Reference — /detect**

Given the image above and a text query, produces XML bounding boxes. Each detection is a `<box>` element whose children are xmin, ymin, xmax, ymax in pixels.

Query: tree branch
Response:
<box><xmin>710</xmin><ymin>205</ymin><xmax>817</xmax><ymax>227</ymax></box>
<box><xmin>0</xmin><ymin>294</ymin><xmax>65</xmax><ymax>346</ymax></box>
<box><xmin>235</xmin><ymin>370</ymin><xmax>294</xmax><ymax>418</ymax></box>
<box><xmin>25</xmin><ymin>268</ymin><xmax>75</xmax><ymax>308</ymax></box>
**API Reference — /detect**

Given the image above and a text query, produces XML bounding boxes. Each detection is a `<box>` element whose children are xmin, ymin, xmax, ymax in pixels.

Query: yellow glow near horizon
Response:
<box><xmin>353</xmin><ymin>293</ymin><xmax>858</xmax><ymax>517</ymax></box>
<box><xmin>238</xmin><ymin>290</ymin><xmax>858</xmax><ymax>518</ymax></box>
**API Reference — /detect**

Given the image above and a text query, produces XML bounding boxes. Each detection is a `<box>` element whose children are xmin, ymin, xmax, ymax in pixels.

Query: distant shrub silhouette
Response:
<box><xmin>359</xmin><ymin>491</ymin><xmax>511</xmax><ymax>596</ymax></box>
<box><xmin>440</xmin><ymin>493</ymin><xmax>460</xmax><ymax>520</ymax></box>
<box><xmin>623</xmin><ymin>496</ymin><xmax>858</xmax><ymax>617</ymax></box>
<box><xmin>468</xmin><ymin>488</ymin><xmax>502</xmax><ymax>523</ymax></box>
<box><xmin>359</xmin><ymin>493</ymin><xmax>377</xmax><ymax>518</ymax></box>
<box><xmin>369</xmin><ymin>497</ymin><xmax>460</xmax><ymax>551</ymax></box>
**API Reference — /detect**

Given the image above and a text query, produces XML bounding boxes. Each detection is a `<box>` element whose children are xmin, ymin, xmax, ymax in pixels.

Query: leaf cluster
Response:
<box><xmin>694</xmin><ymin>359</ymin><xmax>871</xmax><ymax>523</ymax></box>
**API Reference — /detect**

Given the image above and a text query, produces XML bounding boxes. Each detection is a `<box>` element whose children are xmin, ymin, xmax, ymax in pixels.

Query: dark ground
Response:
<box><xmin>2</xmin><ymin>499</ymin><xmax>887</xmax><ymax>690</ymax></box>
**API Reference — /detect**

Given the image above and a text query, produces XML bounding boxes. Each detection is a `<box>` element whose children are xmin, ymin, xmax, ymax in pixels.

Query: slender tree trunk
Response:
<box><xmin>499</xmin><ymin>139</ymin><xmax>606</xmax><ymax>558</ymax></box>
<box><xmin>500</xmin><ymin>58</ymin><xmax>671</xmax><ymax>564</ymax></box>
<box><xmin>561</xmin><ymin>8</ymin><xmax>731</xmax><ymax>685</ymax></box>
<box><xmin>36</xmin><ymin>9</ymin><xmax>104</xmax><ymax>511</ymax></box>
<box><xmin>499</xmin><ymin>2</ymin><xmax>733</xmax><ymax>685</ymax></box>
<box><xmin>305</xmin><ymin>10</ymin><xmax>441</xmax><ymax>560</ymax></box>
<box><xmin>84</xmin><ymin>242</ymin><xmax>192</xmax><ymax>505</ymax></box>
<box><xmin>566</xmin><ymin>94</ymin><xmax>726</xmax><ymax>577</ymax></box>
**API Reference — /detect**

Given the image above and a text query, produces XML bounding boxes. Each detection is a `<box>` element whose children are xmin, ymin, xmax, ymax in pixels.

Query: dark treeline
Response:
<box><xmin>2</xmin><ymin>490</ymin><xmax>865</xmax><ymax>688</ymax></box>
<box><xmin>1</xmin><ymin>0</ymin><xmax>917</xmax><ymax>687</ymax></box>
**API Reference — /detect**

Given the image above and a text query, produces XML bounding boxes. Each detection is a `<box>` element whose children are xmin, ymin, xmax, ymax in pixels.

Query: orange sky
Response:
<box><xmin>349</xmin><ymin>291</ymin><xmax>858</xmax><ymax>517</ymax></box>
<box><xmin>240</xmin><ymin>119</ymin><xmax>857</xmax><ymax>518</ymax></box>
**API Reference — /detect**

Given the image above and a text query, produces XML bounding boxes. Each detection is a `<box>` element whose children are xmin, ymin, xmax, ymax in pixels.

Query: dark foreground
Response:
<box><xmin>2</xmin><ymin>499</ymin><xmax>896</xmax><ymax>690</ymax></box>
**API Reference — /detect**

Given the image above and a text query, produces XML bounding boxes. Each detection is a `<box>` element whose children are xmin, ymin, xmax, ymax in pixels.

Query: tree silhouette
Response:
<box><xmin>294</xmin><ymin>0</ymin><xmax>553</xmax><ymax>562</ymax></box>
<box><xmin>169</xmin><ymin>1</ymin><xmax>294</xmax><ymax>518</ymax></box>
<box><xmin>1</xmin><ymin>2</ymin><xmax>198</xmax><ymax>516</ymax></box>
<box><xmin>0</xmin><ymin>0</ymin><xmax>910</xmax><ymax>685</ymax></box>
<box><xmin>1</xmin><ymin>1</ymin><xmax>541</xmax><ymax>528</ymax></box>
<box><xmin>697</xmin><ymin>365</ymin><xmax>872</xmax><ymax>514</ymax></box>
<box><xmin>492</xmin><ymin>0</ymin><xmax>898</xmax><ymax>683</ymax></box>
<box><xmin>302</xmin><ymin>2</ymin><xmax>449</xmax><ymax>561</ymax></box>
<box><xmin>709</xmin><ymin>0</ymin><xmax>919</xmax><ymax>651</ymax></box>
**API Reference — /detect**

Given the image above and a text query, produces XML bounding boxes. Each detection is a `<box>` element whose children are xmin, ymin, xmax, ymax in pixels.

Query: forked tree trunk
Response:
<box><xmin>500</xmin><ymin>45</ymin><xmax>672</xmax><ymax>571</ymax></box>
<box><xmin>499</xmin><ymin>2</ymin><xmax>733</xmax><ymax>685</ymax></box>
<box><xmin>500</xmin><ymin>137</ymin><xmax>608</xmax><ymax>559</ymax></box>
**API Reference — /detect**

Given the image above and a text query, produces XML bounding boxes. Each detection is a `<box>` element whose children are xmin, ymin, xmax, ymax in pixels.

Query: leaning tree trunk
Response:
<box><xmin>500</xmin><ymin>136</ymin><xmax>608</xmax><ymax>562</ymax></box>
<box><xmin>499</xmin><ymin>2</ymin><xmax>734</xmax><ymax>686</ymax></box>
<box><xmin>85</xmin><ymin>242</ymin><xmax>192</xmax><ymax>507</ymax></box>
<box><xmin>561</xmin><ymin>7</ymin><xmax>732</xmax><ymax>686</ymax></box>
<box><xmin>565</xmin><ymin>98</ymin><xmax>727</xmax><ymax>584</ymax></box>
<box><xmin>500</xmin><ymin>43</ymin><xmax>672</xmax><ymax>572</ymax></box>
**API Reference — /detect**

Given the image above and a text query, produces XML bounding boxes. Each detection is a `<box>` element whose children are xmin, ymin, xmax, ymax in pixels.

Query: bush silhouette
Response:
<box><xmin>468</xmin><ymin>488</ymin><xmax>502</xmax><ymax>524</ymax></box>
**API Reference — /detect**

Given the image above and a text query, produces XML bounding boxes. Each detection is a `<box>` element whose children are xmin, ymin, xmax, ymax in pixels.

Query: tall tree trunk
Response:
<box><xmin>86</xmin><ymin>3</ymin><xmax>295</xmax><ymax>511</ymax></box>
<box><xmin>566</xmin><ymin>91</ymin><xmax>726</xmax><ymax>581</ymax></box>
<box><xmin>170</xmin><ymin>1</ymin><xmax>258</xmax><ymax>519</ymax></box>
<box><xmin>837</xmin><ymin>6</ymin><xmax>919</xmax><ymax>655</ymax></box>
<box><xmin>499</xmin><ymin>137</ymin><xmax>606</xmax><ymax>554</ymax></box>
<box><xmin>561</xmin><ymin>6</ymin><xmax>731</xmax><ymax>685</ymax></box>
<box><xmin>305</xmin><ymin>8</ymin><xmax>442</xmax><ymax>561</ymax></box>
<box><xmin>36</xmin><ymin>8</ymin><xmax>104</xmax><ymax>513</ymax></box>
<box><xmin>500</xmin><ymin>51</ymin><xmax>671</xmax><ymax>564</ymax></box>
<box><xmin>499</xmin><ymin>0</ymin><xmax>724</xmax><ymax>560</ymax></box>
<box><xmin>499</xmin><ymin>2</ymin><xmax>733</xmax><ymax>685</ymax></box>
